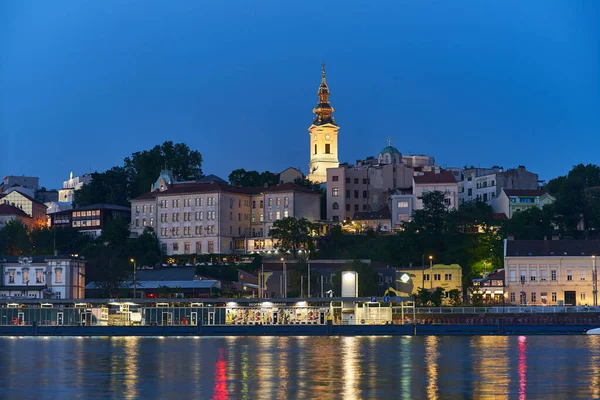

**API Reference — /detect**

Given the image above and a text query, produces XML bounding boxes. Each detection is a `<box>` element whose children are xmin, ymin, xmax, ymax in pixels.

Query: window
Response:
<box><xmin>135</xmin><ymin>205</ymin><xmax>140</xmax><ymax>213</ymax></box>
<box><xmin>284</xmin><ymin>197</ymin><xmax>289</xmax><ymax>207</ymax></box>
<box><xmin>509</xmin><ymin>270</ymin><xmax>516</xmax><ymax>282</ymax></box>
<box><xmin>363</xmin><ymin>205</ymin><xmax>368</xmax><ymax>211</ymax></box>
<box><xmin>332</xmin><ymin>216</ymin><xmax>339</xmax><ymax>222</ymax></box>
<box><xmin>184</xmin><ymin>227</ymin><xmax>190</xmax><ymax>235</ymax></box>
<box><xmin>332</xmin><ymin>202</ymin><xmax>339</xmax><ymax>210</ymax></box>
<box><xmin>238</xmin><ymin>213</ymin><xmax>241</xmax><ymax>221</ymax></box>
<box><xmin>363</xmin><ymin>179</ymin><xmax>368</xmax><ymax>184</ymax></box>
<box><xmin>208</xmin><ymin>241</ymin><xmax>215</xmax><ymax>253</ymax></box>
<box><xmin>354</xmin><ymin>190</ymin><xmax>359</xmax><ymax>199</ymax></box>
<box><xmin>332</xmin><ymin>176</ymin><xmax>339</xmax><ymax>182</ymax></box>
<box><xmin>552</xmin><ymin>292</ymin><xmax>557</xmax><ymax>302</ymax></box>
<box><xmin>540</xmin><ymin>269</ymin><xmax>547</xmax><ymax>281</ymax></box>
<box><xmin>251</xmin><ymin>214</ymin><xmax>256</xmax><ymax>223</ymax></box>
<box><xmin>284</xmin><ymin>210</ymin><xmax>289</xmax><ymax>218</ymax></box>
<box><xmin>345</xmin><ymin>204</ymin><xmax>350</xmax><ymax>211</ymax></box>
<box><xmin>260</xmin><ymin>213</ymin><xmax>264</xmax><ymax>222</ymax></box>
<box><xmin>268</xmin><ymin>212</ymin><xmax>273</xmax><ymax>221</ymax></box>
<box><xmin>530</xmin><ymin>270</ymin><xmax>536</xmax><ymax>282</ymax></box>
<box><xmin>276</xmin><ymin>211</ymin><xmax>281</xmax><ymax>220</ymax></box>
<box><xmin>150</xmin><ymin>218</ymin><xmax>154</xmax><ymax>226</ymax></box>
<box><xmin>345</xmin><ymin>190</ymin><xmax>350</xmax><ymax>199</ymax></box>
<box><xmin>135</xmin><ymin>219</ymin><xmax>139</xmax><ymax>227</ymax></box>
<box><xmin>184</xmin><ymin>242</ymin><xmax>191</xmax><ymax>254</ymax></box>
<box><xmin>424</xmin><ymin>274</ymin><xmax>430</xmax><ymax>281</ymax></box>
<box><xmin>36</xmin><ymin>270</ymin><xmax>43</xmax><ymax>284</ymax></box>
<box><xmin>142</xmin><ymin>205</ymin><xmax>147</xmax><ymax>213</ymax></box>
<box><xmin>444</xmin><ymin>274</ymin><xmax>452</xmax><ymax>281</ymax></box>
<box><xmin>531</xmin><ymin>292</ymin><xmax>536</xmax><ymax>303</ymax></box>
<box><xmin>520</xmin><ymin>271</ymin><xmax>526</xmax><ymax>284</ymax></box>
<box><xmin>22</xmin><ymin>269</ymin><xmax>29</xmax><ymax>284</ymax></box>
<box><xmin>238</xmin><ymin>199</ymin><xmax>242</xmax><ymax>208</ymax></box>
<box><xmin>362</xmin><ymin>191</ymin><xmax>368</xmax><ymax>198</ymax></box>
<box><xmin>325</xmin><ymin>144</ymin><xmax>331</xmax><ymax>154</ymax></box>
<box><xmin>434</xmin><ymin>274</ymin><xmax>441</xmax><ymax>281</ymax></box>
<box><xmin>345</xmin><ymin>178</ymin><xmax>350</xmax><ymax>183</ymax></box>
<box><xmin>354</xmin><ymin>204</ymin><xmax>358</xmax><ymax>212</ymax></box>
<box><xmin>332</xmin><ymin>188</ymin><xmax>339</xmax><ymax>197</ymax></box>
<box><xmin>444</xmin><ymin>198</ymin><xmax>451</xmax><ymax>206</ymax></box>
<box><xmin>196</xmin><ymin>241</ymin><xmax>202</xmax><ymax>253</ymax></box>
<box><xmin>173</xmin><ymin>242</ymin><xmax>179</xmax><ymax>252</ymax></box>
<box><xmin>397</xmin><ymin>201</ymin><xmax>409</xmax><ymax>208</ymax></box>
<box><xmin>551</xmin><ymin>270</ymin><xmax>557</xmax><ymax>281</ymax></box>
<box><xmin>567</xmin><ymin>270</ymin><xmax>573</xmax><ymax>281</ymax></box>
<box><xmin>314</xmin><ymin>144</ymin><xmax>317</xmax><ymax>154</ymax></box>
<box><xmin>354</xmin><ymin>178</ymin><xmax>359</xmax><ymax>184</ymax></box>
<box><xmin>510</xmin><ymin>293</ymin><xmax>516</xmax><ymax>303</ymax></box>
<box><xmin>55</xmin><ymin>268</ymin><xmax>63</xmax><ymax>283</ymax></box>
<box><xmin>580</xmin><ymin>268</ymin><xmax>586</xmax><ymax>281</ymax></box>
<box><xmin>268</xmin><ymin>198</ymin><xmax>272</xmax><ymax>206</ymax></box>
<box><xmin>252</xmin><ymin>201</ymin><xmax>256</xmax><ymax>209</ymax></box>
<box><xmin>467</xmin><ymin>188</ymin><xmax>472</xmax><ymax>196</ymax></box>
<box><xmin>581</xmin><ymin>293</ymin><xmax>586</xmax><ymax>301</ymax></box>
<box><xmin>276</xmin><ymin>198</ymin><xmax>281</xmax><ymax>206</ymax></box>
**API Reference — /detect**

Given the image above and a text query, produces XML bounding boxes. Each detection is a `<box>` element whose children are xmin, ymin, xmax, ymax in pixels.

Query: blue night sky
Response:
<box><xmin>1</xmin><ymin>1</ymin><xmax>598</xmax><ymax>189</ymax></box>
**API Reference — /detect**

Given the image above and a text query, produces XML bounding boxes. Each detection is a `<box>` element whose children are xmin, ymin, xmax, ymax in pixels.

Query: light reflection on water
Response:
<box><xmin>1</xmin><ymin>335</ymin><xmax>599</xmax><ymax>399</ymax></box>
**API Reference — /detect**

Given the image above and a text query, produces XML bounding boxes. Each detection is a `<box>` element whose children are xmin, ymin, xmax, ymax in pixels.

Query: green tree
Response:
<box><xmin>269</xmin><ymin>217</ymin><xmax>314</xmax><ymax>258</ymax></box>
<box><xmin>0</xmin><ymin>220</ymin><xmax>32</xmax><ymax>255</ymax></box>
<box><xmin>430</xmin><ymin>287</ymin><xmax>445</xmax><ymax>307</ymax></box>
<box><xmin>414</xmin><ymin>288</ymin><xmax>431</xmax><ymax>306</ymax></box>
<box><xmin>82</xmin><ymin>242</ymin><xmax>130</xmax><ymax>298</ymax></box>
<box><xmin>127</xmin><ymin>227</ymin><xmax>161</xmax><ymax>267</ymax></box>
<box><xmin>74</xmin><ymin>167</ymin><xmax>130</xmax><ymax>207</ymax></box>
<box><xmin>100</xmin><ymin>216</ymin><xmax>131</xmax><ymax>245</ymax></box>
<box><xmin>30</xmin><ymin>227</ymin><xmax>54</xmax><ymax>255</ymax></box>
<box><xmin>125</xmin><ymin>141</ymin><xmax>203</xmax><ymax>198</ymax></box>
<box><xmin>228</xmin><ymin>169</ymin><xmax>279</xmax><ymax>187</ymax></box>
<box><xmin>448</xmin><ymin>289</ymin><xmax>462</xmax><ymax>306</ymax></box>
<box><xmin>504</xmin><ymin>207</ymin><xmax>554</xmax><ymax>240</ymax></box>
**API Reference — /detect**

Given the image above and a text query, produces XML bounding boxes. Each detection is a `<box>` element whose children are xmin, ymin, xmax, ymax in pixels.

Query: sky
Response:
<box><xmin>1</xmin><ymin>0</ymin><xmax>598</xmax><ymax>189</ymax></box>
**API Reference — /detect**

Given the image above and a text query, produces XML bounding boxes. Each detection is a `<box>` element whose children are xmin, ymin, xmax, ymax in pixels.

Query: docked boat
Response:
<box><xmin>586</xmin><ymin>328</ymin><xmax>600</xmax><ymax>335</ymax></box>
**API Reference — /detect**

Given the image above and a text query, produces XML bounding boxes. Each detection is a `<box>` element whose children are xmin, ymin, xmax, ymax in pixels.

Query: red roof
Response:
<box><xmin>0</xmin><ymin>203</ymin><xmax>32</xmax><ymax>218</ymax></box>
<box><xmin>133</xmin><ymin>182</ymin><xmax>319</xmax><ymax>201</ymax></box>
<box><xmin>413</xmin><ymin>170</ymin><xmax>457</xmax><ymax>184</ymax></box>
<box><xmin>503</xmin><ymin>189</ymin><xmax>546</xmax><ymax>197</ymax></box>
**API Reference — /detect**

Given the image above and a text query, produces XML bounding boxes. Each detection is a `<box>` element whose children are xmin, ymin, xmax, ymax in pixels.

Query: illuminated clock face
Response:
<box><xmin>325</xmin><ymin>135</ymin><xmax>331</xmax><ymax>140</ymax></box>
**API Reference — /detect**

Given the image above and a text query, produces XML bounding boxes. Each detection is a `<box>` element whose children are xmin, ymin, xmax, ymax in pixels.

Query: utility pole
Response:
<box><xmin>593</xmin><ymin>255</ymin><xmax>597</xmax><ymax>306</ymax></box>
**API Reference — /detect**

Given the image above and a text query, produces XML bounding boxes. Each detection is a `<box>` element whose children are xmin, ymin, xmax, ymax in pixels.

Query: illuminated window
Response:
<box><xmin>332</xmin><ymin>188</ymin><xmax>339</xmax><ymax>197</ymax></box>
<box><xmin>55</xmin><ymin>268</ymin><xmax>63</xmax><ymax>283</ymax></box>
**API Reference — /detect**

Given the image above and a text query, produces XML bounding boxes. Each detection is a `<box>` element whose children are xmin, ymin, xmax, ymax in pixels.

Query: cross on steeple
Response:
<box><xmin>387</xmin><ymin>137</ymin><xmax>392</xmax><ymax>147</ymax></box>
<box><xmin>321</xmin><ymin>61</ymin><xmax>326</xmax><ymax>69</ymax></box>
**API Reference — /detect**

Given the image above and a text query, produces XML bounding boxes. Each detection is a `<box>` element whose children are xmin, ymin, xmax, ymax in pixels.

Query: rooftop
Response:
<box><xmin>503</xmin><ymin>189</ymin><xmax>547</xmax><ymax>197</ymax></box>
<box><xmin>413</xmin><ymin>170</ymin><xmax>457</xmax><ymax>184</ymax></box>
<box><xmin>352</xmin><ymin>205</ymin><xmax>392</xmax><ymax>221</ymax></box>
<box><xmin>506</xmin><ymin>240</ymin><xmax>600</xmax><ymax>257</ymax></box>
<box><xmin>0</xmin><ymin>203</ymin><xmax>31</xmax><ymax>218</ymax></box>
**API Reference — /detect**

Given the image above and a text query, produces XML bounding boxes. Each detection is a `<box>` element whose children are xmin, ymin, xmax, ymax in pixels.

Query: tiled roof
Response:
<box><xmin>0</xmin><ymin>191</ymin><xmax>47</xmax><ymax>207</ymax></box>
<box><xmin>413</xmin><ymin>170</ymin><xmax>457</xmax><ymax>184</ymax></box>
<box><xmin>132</xmin><ymin>182</ymin><xmax>319</xmax><ymax>201</ymax></box>
<box><xmin>352</xmin><ymin>204</ymin><xmax>392</xmax><ymax>221</ymax></box>
<box><xmin>0</xmin><ymin>204</ymin><xmax>32</xmax><ymax>218</ymax></box>
<box><xmin>72</xmin><ymin>203</ymin><xmax>130</xmax><ymax>212</ymax></box>
<box><xmin>506</xmin><ymin>240</ymin><xmax>600</xmax><ymax>257</ymax></box>
<box><xmin>503</xmin><ymin>189</ymin><xmax>546</xmax><ymax>197</ymax></box>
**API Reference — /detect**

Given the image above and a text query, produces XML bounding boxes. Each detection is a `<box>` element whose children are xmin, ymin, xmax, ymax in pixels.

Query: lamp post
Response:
<box><xmin>421</xmin><ymin>254</ymin><xmax>425</xmax><ymax>290</ymax></box>
<box><xmin>130</xmin><ymin>258</ymin><xmax>137</xmax><ymax>299</ymax></box>
<box><xmin>281</xmin><ymin>257</ymin><xmax>287</xmax><ymax>298</ymax></box>
<box><xmin>593</xmin><ymin>255</ymin><xmax>597</xmax><ymax>307</ymax></box>
<box><xmin>428</xmin><ymin>255</ymin><xmax>433</xmax><ymax>289</ymax></box>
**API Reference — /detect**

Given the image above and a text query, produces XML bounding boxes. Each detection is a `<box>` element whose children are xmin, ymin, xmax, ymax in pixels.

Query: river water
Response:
<box><xmin>0</xmin><ymin>335</ymin><xmax>598</xmax><ymax>399</ymax></box>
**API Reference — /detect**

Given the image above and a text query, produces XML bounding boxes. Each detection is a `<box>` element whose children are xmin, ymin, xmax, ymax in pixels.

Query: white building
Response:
<box><xmin>504</xmin><ymin>238</ymin><xmax>600</xmax><ymax>306</ymax></box>
<box><xmin>130</xmin><ymin>172</ymin><xmax>321</xmax><ymax>255</ymax></box>
<box><xmin>0</xmin><ymin>256</ymin><xmax>86</xmax><ymax>300</ymax></box>
<box><xmin>413</xmin><ymin>169</ymin><xmax>459</xmax><ymax>211</ymax></box>
<box><xmin>58</xmin><ymin>171</ymin><xmax>92</xmax><ymax>204</ymax></box>
<box><xmin>459</xmin><ymin>166</ymin><xmax>539</xmax><ymax>207</ymax></box>
<box><xmin>0</xmin><ymin>176</ymin><xmax>39</xmax><ymax>197</ymax></box>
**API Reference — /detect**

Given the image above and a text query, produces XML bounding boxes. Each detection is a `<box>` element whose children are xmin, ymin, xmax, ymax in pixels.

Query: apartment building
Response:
<box><xmin>504</xmin><ymin>238</ymin><xmax>600</xmax><ymax>306</ymax></box>
<box><xmin>459</xmin><ymin>166</ymin><xmax>539</xmax><ymax>207</ymax></box>
<box><xmin>130</xmin><ymin>172</ymin><xmax>321</xmax><ymax>255</ymax></box>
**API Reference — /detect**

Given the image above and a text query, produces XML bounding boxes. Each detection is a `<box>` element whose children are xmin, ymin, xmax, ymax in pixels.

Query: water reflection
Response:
<box><xmin>1</xmin><ymin>336</ymin><xmax>600</xmax><ymax>399</ymax></box>
<box><xmin>518</xmin><ymin>336</ymin><xmax>527</xmax><ymax>400</ymax></box>
<box><xmin>425</xmin><ymin>336</ymin><xmax>439</xmax><ymax>400</ymax></box>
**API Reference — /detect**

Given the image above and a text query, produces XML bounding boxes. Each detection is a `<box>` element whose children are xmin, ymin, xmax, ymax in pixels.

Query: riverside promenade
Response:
<box><xmin>1</xmin><ymin>299</ymin><xmax>599</xmax><ymax>336</ymax></box>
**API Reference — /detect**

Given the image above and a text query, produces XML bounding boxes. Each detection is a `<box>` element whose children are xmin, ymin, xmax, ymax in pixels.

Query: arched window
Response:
<box><xmin>332</xmin><ymin>202</ymin><xmax>339</xmax><ymax>210</ymax></box>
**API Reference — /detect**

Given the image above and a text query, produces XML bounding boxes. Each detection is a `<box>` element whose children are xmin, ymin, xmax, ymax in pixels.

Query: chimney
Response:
<box><xmin>507</xmin><ymin>234</ymin><xmax>515</xmax><ymax>241</ymax></box>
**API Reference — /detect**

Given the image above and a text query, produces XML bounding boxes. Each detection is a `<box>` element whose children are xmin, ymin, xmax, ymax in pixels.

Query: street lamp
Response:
<box><xmin>593</xmin><ymin>255</ymin><xmax>597</xmax><ymax>307</ymax></box>
<box><xmin>130</xmin><ymin>258</ymin><xmax>137</xmax><ymax>299</ymax></box>
<box><xmin>428</xmin><ymin>255</ymin><xmax>433</xmax><ymax>289</ymax></box>
<box><xmin>281</xmin><ymin>257</ymin><xmax>287</xmax><ymax>298</ymax></box>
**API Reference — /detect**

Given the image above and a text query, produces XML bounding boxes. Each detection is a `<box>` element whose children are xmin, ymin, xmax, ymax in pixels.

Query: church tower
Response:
<box><xmin>307</xmin><ymin>62</ymin><xmax>340</xmax><ymax>184</ymax></box>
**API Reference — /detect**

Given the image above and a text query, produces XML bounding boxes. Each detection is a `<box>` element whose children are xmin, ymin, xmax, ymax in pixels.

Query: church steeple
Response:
<box><xmin>312</xmin><ymin>62</ymin><xmax>336</xmax><ymax>126</ymax></box>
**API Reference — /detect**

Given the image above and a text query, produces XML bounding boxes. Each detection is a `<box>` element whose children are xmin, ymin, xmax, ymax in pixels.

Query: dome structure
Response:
<box><xmin>377</xmin><ymin>138</ymin><xmax>402</xmax><ymax>165</ymax></box>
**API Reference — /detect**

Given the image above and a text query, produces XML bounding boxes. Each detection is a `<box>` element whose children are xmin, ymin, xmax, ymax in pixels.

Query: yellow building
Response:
<box><xmin>307</xmin><ymin>63</ymin><xmax>340</xmax><ymax>184</ymax></box>
<box><xmin>394</xmin><ymin>264</ymin><xmax>463</xmax><ymax>305</ymax></box>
